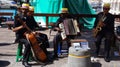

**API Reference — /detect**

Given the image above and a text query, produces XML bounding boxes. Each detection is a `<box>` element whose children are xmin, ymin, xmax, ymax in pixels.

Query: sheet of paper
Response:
<box><xmin>73</xmin><ymin>43</ymin><xmax>81</xmax><ymax>50</ymax></box>
<box><xmin>80</xmin><ymin>42</ymin><xmax>90</xmax><ymax>49</ymax></box>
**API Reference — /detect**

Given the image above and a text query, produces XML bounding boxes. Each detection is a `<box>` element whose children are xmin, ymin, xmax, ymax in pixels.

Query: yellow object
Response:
<box><xmin>61</xmin><ymin>8</ymin><xmax>68</xmax><ymax>13</ymax></box>
<box><xmin>29</xmin><ymin>6</ymin><xmax>34</xmax><ymax>11</ymax></box>
<box><xmin>62</xmin><ymin>8</ymin><xmax>68</xmax><ymax>11</ymax></box>
<box><xmin>103</xmin><ymin>3</ymin><xmax>110</xmax><ymax>8</ymax></box>
<box><xmin>69</xmin><ymin>54</ymin><xmax>90</xmax><ymax>58</ymax></box>
<box><xmin>21</xmin><ymin>3</ymin><xmax>29</xmax><ymax>9</ymax></box>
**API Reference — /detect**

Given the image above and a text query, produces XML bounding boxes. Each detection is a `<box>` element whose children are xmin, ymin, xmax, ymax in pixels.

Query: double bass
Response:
<box><xmin>21</xmin><ymin>20</ymin><xmax>47</xmax><ymax>62</ymax></box>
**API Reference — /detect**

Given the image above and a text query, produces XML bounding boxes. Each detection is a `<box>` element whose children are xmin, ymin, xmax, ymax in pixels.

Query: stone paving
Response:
<box><xmin>0</xmin><ymin>27</ymin><xmax>120</xmax><ymax>67</ymax></box>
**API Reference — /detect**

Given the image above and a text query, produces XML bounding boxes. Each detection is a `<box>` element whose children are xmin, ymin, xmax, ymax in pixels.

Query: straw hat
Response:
<box><xmin>61</xmin><ymin>8</ymin><xmax>68</xmax><ymax>13</ymax></box>
<box><xmin>21</xmin><ymin>3</ymin><xmax>29</xmax><ymax>9</ymax></box>
<box><xmin>103</xmin><ymin>3</ymin><xmax>110</xmax><ymax>8</ymax></box>
<box><xmin>29</xmin><ymin>6</ymin><xmax>34</xmax><ymax>11</ymax></box>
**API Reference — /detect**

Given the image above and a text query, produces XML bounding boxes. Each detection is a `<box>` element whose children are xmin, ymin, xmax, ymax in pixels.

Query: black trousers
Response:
<box><xmin>19</xmin><ymin>38</ymin><xmax>31</xmax><ymax>62</ymax></box>
<box><xmin>53</xmin><ymin>33</ymin><xmax>79</xmax><ymax>56</ymax></box>
<box><xmin>53</xmin><ymin>33</ymin><xmax>62</xmax><ymax>56</ymax></box>
<box><xmin>95</xmin><ymin>32</ymin><xmax>114</xmax><ymax>58</ymax></box>
<box><xmin>18</xmin><ymin>33</ymin><xmax>49</xmax><ymax>62</ymax></box>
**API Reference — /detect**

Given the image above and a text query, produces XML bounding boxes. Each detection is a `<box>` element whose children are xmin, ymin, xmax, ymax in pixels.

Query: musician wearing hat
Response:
<box><xmin>52</xmin><ymin>8</ymin><xmax>81</xmax><ymax>59</ymax></box>
<box><xmin>12</xmin><ymin>3</ymin><xmax>33</xmax><ymax>67</ymax></box>
<box><xmin>13</xmin><ymin>4</ymin><xmax>53</xmax><ymax>66</ymax></box>
<box><xmin>93</xmin><ymin>3</ymin><xmax>114</xmax><ymax>62</ymax></box>
<box><xmin>27</xmin><ymin>6</ymin><xmax>53</xmax><ymax>62</ymax></box>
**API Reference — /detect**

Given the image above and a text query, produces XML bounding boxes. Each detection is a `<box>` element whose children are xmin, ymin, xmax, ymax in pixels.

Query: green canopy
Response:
<box><xmin>30</xmin><ymin>0</ymin><xmax>96</xmax><ymax>29</ymax></box>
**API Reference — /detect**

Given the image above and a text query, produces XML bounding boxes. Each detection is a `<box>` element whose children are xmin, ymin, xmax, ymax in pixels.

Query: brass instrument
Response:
<box><xmin>93</xmin><ymin>14</ymin><xmax>106</xmax><ymax>37</ymax></box>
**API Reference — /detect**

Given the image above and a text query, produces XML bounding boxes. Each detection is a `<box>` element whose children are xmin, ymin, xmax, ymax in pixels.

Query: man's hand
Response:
<box><xmin>22</xmin><ymin>22</ymin><xmax>27</xmax><ymax>28</ymax></box>
<box><xmin>12</xmin><ymin>25</ymin><xmax>24</xmax><ymax>32</ymax></box>
<box><xmin>54</xmin><ymin>27</ymin><xmax>62</xmax><ymax>32</ymax></box>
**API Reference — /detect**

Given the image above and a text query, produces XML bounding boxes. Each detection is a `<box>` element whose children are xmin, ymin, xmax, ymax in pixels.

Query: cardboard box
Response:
<box><xmin>70</xmin><ymin>39</ymin><xmax>88</xmax><ymax>43</ymax></box>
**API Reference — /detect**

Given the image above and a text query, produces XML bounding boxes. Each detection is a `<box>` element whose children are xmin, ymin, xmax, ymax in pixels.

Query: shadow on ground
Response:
<box><xmin>0</xmin><ymin>43</ymin><xmax>12</xmax><ymax>46</ymax></box>
<box><xmin>111</xmin><ymin>56</ymin><xmax>120</xmax><ymax>61</ymax></box>
<box><xmin>0</xmin><ymin>60</ymin><xmax>10</xmax><ymax>67</ymax></box>
<box><xmin>0</xmin><ymin>54</ymin><xmax>16</xmax><ymax>56</ymax></box>
<box><xmin>92</xmin><ymin>62</ymin><xmax>102</xmax><ymax>67</ymax></box>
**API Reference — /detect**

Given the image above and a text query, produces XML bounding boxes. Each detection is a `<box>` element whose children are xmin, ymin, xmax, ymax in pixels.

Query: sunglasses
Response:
<box><xmin>103</xmin><ymin>8</ymin><xmax>110</xmax><ymax>10</ymax></box>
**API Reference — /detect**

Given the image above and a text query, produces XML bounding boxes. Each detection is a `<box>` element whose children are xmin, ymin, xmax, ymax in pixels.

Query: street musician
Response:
<box><xmin>93</xmin><ymin>3</ymin><xmax>114</xmax><ymax>62</ymax></box>
<box><xmin>52</xmin><ymin>8</ymin><xmax>81</xmax><ymax>59</ymax></box>
<box><xmin>13</xmin><ymin>3</ymin><xmax>52</xmax><ymax>67</ymax></box>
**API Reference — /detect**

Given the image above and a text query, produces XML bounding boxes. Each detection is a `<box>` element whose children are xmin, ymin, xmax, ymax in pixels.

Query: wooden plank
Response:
<box><xmin>34</xmin><ymin>13</ymin><xmax>120</xmax><ymax>18</ymax></box>
<box><xmin>33</xmin><ymin>13</ymin><xmax>120</xmax><ymax>28</ymax></box>
<box><xmin>0</xmin><ymin>13</ymin><xmax>13</xmax><ymax>16</ymax></box>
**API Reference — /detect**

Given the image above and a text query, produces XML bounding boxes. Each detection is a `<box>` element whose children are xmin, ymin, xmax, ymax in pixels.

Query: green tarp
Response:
<box><xmin>30</xmin><ymin>0</ymin><xmax>96</xmax><ymax>29</ymax></box>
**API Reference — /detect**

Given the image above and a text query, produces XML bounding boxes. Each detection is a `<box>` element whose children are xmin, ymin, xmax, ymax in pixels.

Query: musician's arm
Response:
<box><xmin>12</xmin><ymin>21</ymin><xmax>26</xmax><ymax>32</ymax></box>
<box><xmin>12</xmin><ymin>17</ymin><xmax>25</xmax><ymax>32</ymax></box>
<box><xmin>53</xmin><ymin>18</ymin><xmax>62</xmax><ymax>31</ymax></box>
<box><xmin>53</xmin><ymin>27</ymin><xmax>61</xmax><ymax>31</ymax></box>
<box><xmin>12</xmin><ymin>25</ymin><xmax>24</xmax><ymax>32</ymax></box>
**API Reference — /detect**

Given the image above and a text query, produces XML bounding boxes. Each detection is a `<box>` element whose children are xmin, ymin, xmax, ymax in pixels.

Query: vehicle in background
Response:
<box><xmin>0</xmin><ymin>0</ymin><xmax>17</xmax><ymax>9</ymax></box>
<box><xmin>89</xmin><ymin>0</ymin><xmax>102</xmax><ymax>14</ymax></box>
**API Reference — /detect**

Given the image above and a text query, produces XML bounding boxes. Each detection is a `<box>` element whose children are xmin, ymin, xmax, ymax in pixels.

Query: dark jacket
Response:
<box><xmin>14</xmin><ymin>15</ymin><xmax>39</xmax><ymax>39</ymax></box>
<box><xmin>93</xmin><ymin>12</ymin><xmax>114</xmax><ymax>34</ymax></box>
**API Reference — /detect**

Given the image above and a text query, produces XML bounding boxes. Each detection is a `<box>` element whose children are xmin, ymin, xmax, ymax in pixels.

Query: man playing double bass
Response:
<box><xmin>25</xmin><ymin>6</ymin><xmax>50</xmax><ymax>56</ymax></box>
<box><xmin>12</xmin><ymin>3</ymin><xmax>51</xmax><ymax>67</ymax></box>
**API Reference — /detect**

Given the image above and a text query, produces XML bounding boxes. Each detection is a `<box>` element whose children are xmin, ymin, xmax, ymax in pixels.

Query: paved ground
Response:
<box><xmin>0</xmin><ymin>27</ymin><xmax>120</xmax><ymax>67</ymax></box>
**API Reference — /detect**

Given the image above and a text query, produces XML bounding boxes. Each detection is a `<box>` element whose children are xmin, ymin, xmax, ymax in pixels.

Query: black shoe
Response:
<box><xmin>53</xmin><ymin>54</ymin><xmax>58</xmax><ymax>60</ymax></box>
<box><xmin>104</xmin><ymin>57</ymin><xmax>110</xmax><ymax>62</ymax></box>
<box><xmin>53</xmin><ymin>53</ymin><xmax>58</xmax><ymax>57</ymax></box>
<box><xmin>94</xmin><ymin>52</ymin><xmax>99</xmax><ymax>57</ymax></box>
<box><xmin>94</xmin><ymin>54</ymin><xmax>98</xmax><ymax>57</ymax></box>
<box><xmin>47</xmin><ymin>57</ymin><xmax>53</xmax><ymax>62</ymax></box>
<box><xmin>22</xmin><ymin>62</ymin><xmax>31</xmax><ymax>67</ymax></box>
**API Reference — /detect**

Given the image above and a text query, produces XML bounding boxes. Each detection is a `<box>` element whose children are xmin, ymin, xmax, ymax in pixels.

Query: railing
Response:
<box><xmin>0</xmin><ymin>13</ymin><xmax>120</xmax><ymax>28</ymax></box>
<box><xmin>34</xmin><ymin>13</ymin><xmax>120</xmax><ymax>28</ymax></box>
<box><xmin>0</xmin><ymin>13</ymin><xmax>13</xmax><ymax>16</ymax></box>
